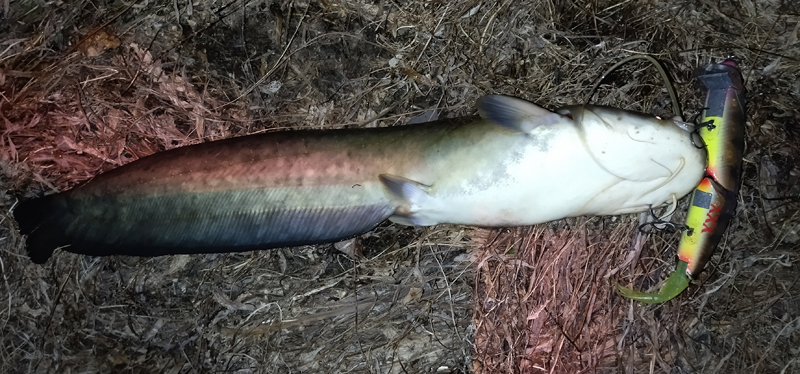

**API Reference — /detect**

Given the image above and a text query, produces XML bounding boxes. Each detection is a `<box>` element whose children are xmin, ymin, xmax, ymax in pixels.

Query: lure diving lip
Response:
<box><xmin>14</xmin><ymin>95</ymin><xmax>706</xmax><ymax>264</ymax></box>
<box><xmin>618</xmin><ymin>60</ymin><xmax>746</xmax><ymax>304</ymax></box>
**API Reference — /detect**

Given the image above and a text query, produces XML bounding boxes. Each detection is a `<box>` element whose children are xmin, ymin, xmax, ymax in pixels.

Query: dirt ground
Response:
<box><xmin>1</xmin><ymin>0</ymin><xmax>799</xmax><ymax>373</ymax></box>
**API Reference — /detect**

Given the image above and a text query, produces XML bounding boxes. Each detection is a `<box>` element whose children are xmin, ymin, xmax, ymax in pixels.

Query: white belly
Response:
<box><xmin>425</xmin><ymin>130</ymin><xmax>617</xmax><ymax>226</ymax></box>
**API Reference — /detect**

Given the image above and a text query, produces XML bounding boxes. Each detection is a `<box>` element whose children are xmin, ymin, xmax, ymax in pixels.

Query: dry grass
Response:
<box><xmin>472</xmin><ymin>221</ymin><xmax>633</xmax><ymax>373</ymax></box>
<box><xmin>2</xmin><ymin>0</ymin><xmax>799</xmax><ymax>372</ymax></box>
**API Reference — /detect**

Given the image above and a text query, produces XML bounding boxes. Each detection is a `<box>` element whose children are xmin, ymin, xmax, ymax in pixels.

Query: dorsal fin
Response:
<box><xmin>477</xmin><ymin>95</ymin><xmax>564</xmax><ymax>134</ymax></box>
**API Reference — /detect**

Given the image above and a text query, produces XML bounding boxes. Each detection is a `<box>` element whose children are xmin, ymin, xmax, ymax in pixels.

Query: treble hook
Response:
<box><xmin>636</xmin><ymin>194</ymin><xmax>690</xmax><ymax>234</ymax></box>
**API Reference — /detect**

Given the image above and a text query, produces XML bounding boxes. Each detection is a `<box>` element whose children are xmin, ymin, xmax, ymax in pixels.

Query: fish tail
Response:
<box><xmin>14</xmin><ymin>194</ymin><xmax>72</xmax><ymax>264</ymax></box>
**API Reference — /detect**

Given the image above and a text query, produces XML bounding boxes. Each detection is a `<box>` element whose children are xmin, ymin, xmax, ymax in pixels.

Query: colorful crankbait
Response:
<box><xmin>618</xmin><ymin>60</ymin><xmax>747</xmax><ymax>304</ymax></box>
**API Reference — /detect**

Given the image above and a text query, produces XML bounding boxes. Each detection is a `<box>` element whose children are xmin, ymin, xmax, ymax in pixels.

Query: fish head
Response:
<box><xmin>560</xmin><ymin>105</ymin><xmax>707</xmax><ymax>210</ymax></box>
<box><xmin>477</xmin><ymin>95</ymin><xmax>706</xmax><ymax>211</ymax></box>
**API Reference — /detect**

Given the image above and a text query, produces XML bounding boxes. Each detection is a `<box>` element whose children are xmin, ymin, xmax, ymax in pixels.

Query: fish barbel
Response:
<box><xmin>14</xmin><ymin>95</ymin><xmax>706</xmax><ymax>263</ymax></box>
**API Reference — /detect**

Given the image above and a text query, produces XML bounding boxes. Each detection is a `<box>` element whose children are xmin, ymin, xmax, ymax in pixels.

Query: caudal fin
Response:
<box><xmin>14</xmin><ymin>194</ymin><xmax>73</xmax><ymax>264</ymax></box>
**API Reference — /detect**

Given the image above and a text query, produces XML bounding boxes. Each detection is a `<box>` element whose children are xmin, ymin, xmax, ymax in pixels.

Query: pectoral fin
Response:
<box><xmin>477</xmin><ymin>94</ymin><xmax>565</xmax><ymax>134</ymax></box>
<box><xmin>379</xmin><ymin>174</ymin><xmax>439</xmax><ymax>226</ymax></box>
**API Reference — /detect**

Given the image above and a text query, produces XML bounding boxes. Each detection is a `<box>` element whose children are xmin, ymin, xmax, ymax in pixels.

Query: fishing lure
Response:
<box><xmin>14</xmin><ymin>95</ymin><xmax>706</xmax><ymax>264</ymax></box>
<box><xmin>618</xmin><ymin>60</ymin><xmax>746</xmax><ymax>304</ymax></box>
